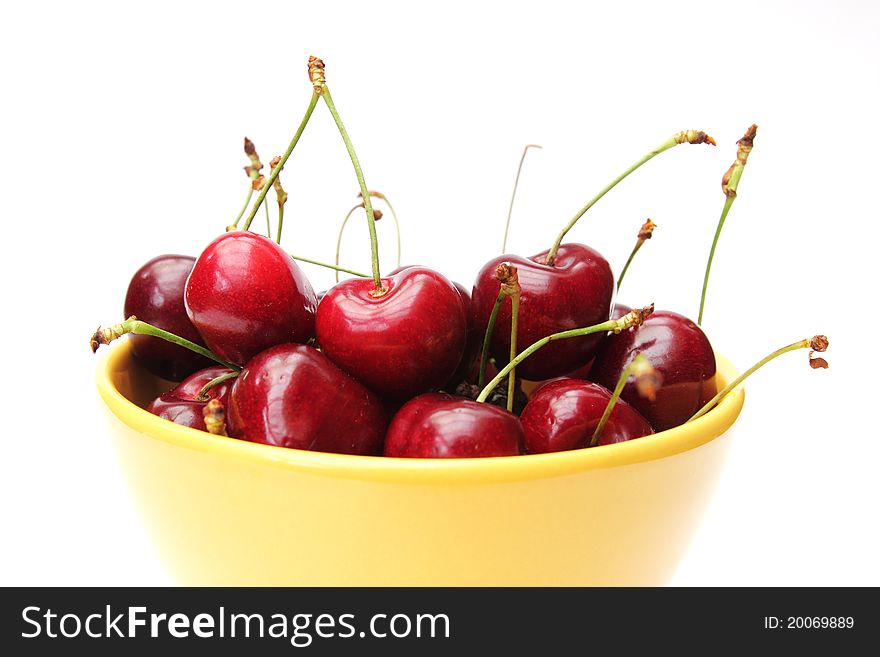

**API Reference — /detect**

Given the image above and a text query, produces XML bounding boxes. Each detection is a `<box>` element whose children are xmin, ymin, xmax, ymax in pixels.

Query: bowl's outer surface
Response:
<box><xmin>97</xmin><ymin>339</ymin><xmax>744</xmax><ymax>586</ymax></box>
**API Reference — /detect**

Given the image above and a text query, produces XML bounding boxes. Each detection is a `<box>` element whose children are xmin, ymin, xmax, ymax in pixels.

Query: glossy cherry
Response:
<box><xmin>185</xmin><ymin>231</ymin><xmax>317</xmax><ymax>365</ymax></box>
<box><xmin>124</xmin><ymin>255</ymin><xmax>212</xmax><ymax>380</ymax></box>
<box><xmin>471</xmin><ymin>243</ymin><xmax>614</xmax><ymax>382</ymax></box>
<box><xmin>555</xmin><ymin>303</ymin><xmax>634</xmax><ymax>381</ymax></box>
<box><xmin>228</xmin><ymin>343</ymin><xmax>387</xmax><ymax>455</ymax></box>
<box><xmin>146</xmin><ymin>365</ymin><xmax>235</xmax><ymax>432</ymax></box>
<box><xmin>316</xmin><ymin>266</ymin><xmax>467</xmax><ymax>400</ymax></box>
<box><xmin>384</xmin><ymin>393</ymin><xmax>523</xmax><ymax>458</ymax></box>
<box><xmin>520</xmin><ymin>379</ymin><xmax>654</xmax><ymax>453</ymax></box>
<box><xmin>589</xmin><ymin>310</ymin><xmax>716</xmax><ymax>431</ymax></box>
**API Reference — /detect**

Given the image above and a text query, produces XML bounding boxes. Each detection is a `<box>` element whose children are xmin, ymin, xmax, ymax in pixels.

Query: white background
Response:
<box><xmin>1</xmin><ymin>0</ymin><xmax>877</xmax><ymax>586</ymax></box>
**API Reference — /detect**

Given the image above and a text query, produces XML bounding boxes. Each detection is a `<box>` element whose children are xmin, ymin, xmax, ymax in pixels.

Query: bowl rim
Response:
<box><xmin>96</xmin><ymin>339</ymin><xmax>744</xmax><ymax>485</ymax></box>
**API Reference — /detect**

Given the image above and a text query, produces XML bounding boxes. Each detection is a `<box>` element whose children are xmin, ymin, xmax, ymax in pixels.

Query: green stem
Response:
<box><xmin>276</xmin><ymin>203</ymin><xmax>285</xmax><ymax>244</ymax></box>
<box><xmin>478</xmin><ymin>291</ymin><xmax>506</xmax><ymax>388</ymax></box>
<box><xmin>379</xmin><ymin>193</ymin><xmax>403</xmax><ymax>270</ymax></box>
<box><xmin>197</xmin><ymin>371</ymin><xmax>240</xmax><ymax>401</ymax></box>
<box><xmin>687</xmin><ymin>339</ymin><xmax>811</xmax><ymax>423</ymax></box>
<box><xmin>477</xmin><ymin>319</ymin><xmax>620</xmax><ymax>403</ymax></box>
<box><xmin>92</xmin><ymin>319</ymin><xmax>240</xmax><ymax>370</ymax></box>
<box><xmin>546</xmin><ymin>130</ymin><xmax>714</xmax><ymax>265</ymax></box>
<box><xmin>335</xmin><ymin>204</ymin><xmax>362</xmax><ymax>283</ymax></box>
<box><xmin>502</xmin><ymin>144</ymin><xmax>541</xmax><ymax>253</ymax></box>
<box><xmin>264</xmin><ymin>200</ymin><xmax>272</xmax><ymax>241</ymax></box>
<box><xmin>231</xmin><ymin>187</ymin><xmax>254</xmax><ymax>230</ymax></box>
<box><xmin>616</xmin><ymin>240</ymin><xmax>645</xmax><ymax>292</ymax></box>
<box><xmin>289</xmin><ymin>254</ymin><xmax>369</xmax><ymax>278</ymax></box>
<box><xmin>590</xmin><ymin>355</ymin><xmax>646</xmax><ymax>446</ymax></box>
<box><xmin>697</xmin><ymin>196</ymin><xmax>734</xmax><ymax>325</ymax></box>
<box><xmin>243</xmin><ymin>92</ymin><xmax>320</xmax><ymax>231</ymax></box>
<box><xmin>546</xmin><ymin>137</ymin><xmax>678</xmax><ymax>264</ymax></box>
<box><xmin>321</xmin><ymin>86</ymin><xmax>383</xmax><ymax>292</ymax></box>
<box><xmin>506</xmin><ymin>294</ymin><xmax>520</xmax><ymax>412</ymax></box>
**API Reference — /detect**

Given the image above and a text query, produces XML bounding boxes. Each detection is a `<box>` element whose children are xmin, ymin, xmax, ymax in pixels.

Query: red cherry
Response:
<box><xmin>185</xmin><ymin>231</ymin><xmax>317</xmax><ymax>365</ymax></box>
<box><xmin>146</xmin><ymin>365</ymin><xmax>234</xmax><ymax>432</ymax></box>
<box><xmin>384</xmin><ymin>393</ymin><xmax>523</xmax><ymax>458</ymax></box>
<box><xmin>520</xmin><ymin>378</ymin><xmax>653</xmax><ymax>453</ymax></box>
<box><xmin>471</xmin><ymin>243</ymin><xmax>613</xmax><ymax>381</ymax></box>
<box><xmin>124</xmin><ymin>255</ymin><xmax>212</xmax><ymax>380</ymax></box>
<box><xmin>316</xmin><ymin>266</ymin><xmax>467</xmax><ymax>400</ymax></box>
<box><xmin>228</xmin><ymin>343</ymin><xmax>387</xmax><ymax>455</ymax></box>
<box><xmin>589</xmin><ymin>310</ymin><xmax>716</xmax><ymax>431</ymax></box>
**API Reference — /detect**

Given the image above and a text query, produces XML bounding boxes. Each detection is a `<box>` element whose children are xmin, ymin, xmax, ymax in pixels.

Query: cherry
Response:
<box><xmin>185</xmin><ymin>231</ymin><xmax>317</xmax><ymax>365</ymax></box>
<box><xmin>589</xmin><ymin>310</ymin><xmax>716</xmax><ymax>431</ymax></box>
<box><xmin>554</xmin><ymin>303</ymin><xmax>633</xmax><ymax>381</ymax></box>
<box><xmin>520</xmin><ymin>379</ymin><xmax>654</xmax><ymax>453</ymax></box>
<box><xmin>384</xmin><ymin>393</ymin><xmax>523</xmax><ymax>458</ymax></box>
<box><xmin>471</xmin><ymin>243</ymin><xmax>614</xmax><ymax>381</ymax></box>
<box><xmin>446</xmin><ymin>280</ymin><xmax>485</xmax><ymax>388</ymax></box>
<box><xmin>228</xmin><ymin>343</ymin><xmax>387</xmax><ymax>455</ymax></box>
<box><xmin>146</xmin><ymin>365</ymin><xmax>235</xmax><ymax>432</ymax></box>
<box><xmin>124</xmin><ymin>255</ymin><xmax>212</xmax><ymax>380</ymax></box>
<box><xmin>316</xmin><ymin>266</ymin><xmax>467</xmax><ymax>400</ymax></box>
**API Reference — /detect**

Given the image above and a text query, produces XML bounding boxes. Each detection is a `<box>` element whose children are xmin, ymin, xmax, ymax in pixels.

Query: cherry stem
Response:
<box><xmin>290</xmin><ymin>253</ymin><xmax>368</xmax><ymax>278</ymax></box>
<box><xmin>476</xmin><ymin>305</ymin><xmax>655</xmax><ymax>403</ymax></box>
<box><xmin>507</xmin><ymin>293</ymin><xmax>520</xmax><ymax>412</ymax></box>
<box><xmin>360</xmin><ymin>191</ymin><xmax>402</xmax><ymax>271</ymax></box>
<box><xmin>590</xmin><ymin>354</ymin><xmax>649</xmax><ymax>447</ymax></box>
<box><xmin>90</xmin><ymin>318</ymin><xmax>241</xmax><ymax>371</ymax></box>
<box><xmin>334</xmin><ymin>203</ymin><xmax>363</xmax><ymax>283</ymax></box>
<box><xmin>197</xmin><ymin>371</ymin><xmax>240</xmax><ymax>401</ymax></box>
<box><xmin>264</xmin><ymin>201</ymin><xmax>272</xmax><ymax>241</ymax></box>
<box><xmin>242</xmin><ymin>92</ymin><xmax>320</xmax><ymax>231</ymax></box>
<box><xmin>502</xmin><ymin>144</ymin><xmax>542</xmax><ymax>253</ymax></box>
<box><xmin>477</xmin><ymin>291</ymin><xmax>506</xmax><ymax>388</ymax></box>
<box><xmin>270</xmin><ymin>155</ymin><xmax>289</xmax><ymax>244</ymax></box>
<box><xmin>276</xmin><ymin>204</ymin><xmax>285</xmax><ymax>244</ymax></box>
<box><xmin>230</xmin><ymin>137</ymin><xmax>263</xmax><ymax>231</ymax></box>
<box><xmin>698</xmin><ymin>124</ymin><xmax>757</xmax><ymax>326</ymax></box>
<box><xmin>545</xmin><ymin>130</ymin><xmax>715</xmax><ymax>265</ymax></box>
<box><xmin>321</xmin><ymin>85</ymin><xmax>384</xmax><ymax>293</ymax></box>
<box><xmin>687</xmin><ymin>335</ymin><xmax>828</xmax><ymax>423</ymax></box>
<box><xmin>231</xmin><ymin>187</ymin><xmax>254</xmax><ymax>230</ymax></box>
<box><xmin>616</xmin><ymin>219</ymin><xmax>656</xmax><ymax>292</ymax></box>
<box><xmin>202</xmin><ymin>399</ymin><xmax>228</xmax><ymax>436</ymax></box>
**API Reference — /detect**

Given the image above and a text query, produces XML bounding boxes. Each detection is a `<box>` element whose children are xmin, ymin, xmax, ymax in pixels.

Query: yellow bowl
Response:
<box><xmin>97</xmin><ymin>339</ymin><xmax>744</xmax><ymax>586</ymax></box>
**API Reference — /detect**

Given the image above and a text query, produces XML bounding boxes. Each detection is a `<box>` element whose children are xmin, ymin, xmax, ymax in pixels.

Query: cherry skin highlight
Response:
<box><xmin>124</xmin><ymin>254</ymin><xmax>212</xmax><ymax>380</ymax></box>
<box><xmin>316</xmin><ymin>266</ymin><xmax>467</xmax><ymax>400</ymax></box>
<box><xmin>228</xmin><ymin>343</ymin><xmax>387</xmax><ymax>455</ymax></box>
<box><xmin>589</xmin><ymin>310</ymin><xmax>716</xmax><ymax>431</ymax></box>
<box><xmin>520</xmin><ymin>378</ymin><xmax>654</xmax><ymax>454</ymax></box>
<box><xmin>185</xmin><ymin>231</ymin><xmax>317</xmax><ymax>365</ymax></box>
<box><xmin>384</xmin><ymin>393</ymin><xmax>523</xmax><ymax>458</ymax></box>
<box><xmin>471</xmin><ymin>243</ymin><xmax>614</xmax><ymax>381</ymax></box>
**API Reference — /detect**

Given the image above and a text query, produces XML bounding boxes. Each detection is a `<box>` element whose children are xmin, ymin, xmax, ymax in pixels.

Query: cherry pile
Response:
<box><xmin>91</xmin><ymin>57</ymin><xmax>829</xmax><ymax>459</ymax></box>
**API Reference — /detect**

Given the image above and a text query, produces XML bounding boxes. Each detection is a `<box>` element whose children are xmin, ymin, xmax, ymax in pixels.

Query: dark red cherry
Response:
<box><xmin>316</xmin><ymin>266</ymin><xmax>467</xmax><ymax>400</ymax></box>
<box><xmin>147</xmin><ymin>394</ymin><xmax>212</xmax><ymax>432</ymax></box>
<box><xmin>551</xmin><ymin>304</ymin><xmax>633</xmax><ymax>381</ymax></box>
<box><xmin>228</xmin><ymin>343</ymin><xmax>387</xmax><ymax>455</ymax></box>
<box><xmin>384</xmin><ymin>393</ymin><xmax>523</xmax><ymax>458</ymax></box>
<box><xmin>146</xmin><ymin>365</ymin><xmax>235</xmax><ymax>432</ymax></box>
<box><xmin>124</xmin><ymin>255</ymin><xmax>212</xmax><ymax>380</ymax></box>
<box><xmin>520</xmin><ymin>378</ymin><xmax>653</xmax><ymax>453</ymax></box>
<box><xmin>185</xmin><ymin>231</ymin><xmax>317</xmax><ymax>365</ymax></box>
<box><xmin>589</xmin><ymin>310</ymin><xmax>716</xmax><ymax>431</ymax></box>
<box><xmin>169</xmin><ymin>365</ymin><xmax>235</xmax><ymax>401</ymax></box>
<box><xmin>471</xmin><ymin>243</ymin><xmax>614</xmax><ymax>381</ymax></box>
